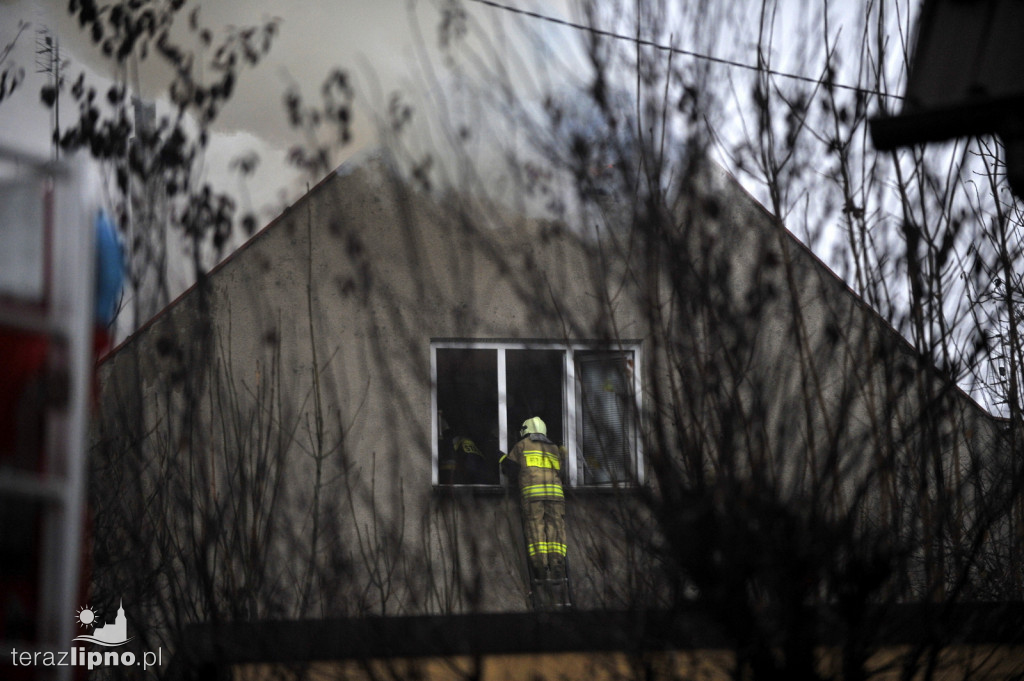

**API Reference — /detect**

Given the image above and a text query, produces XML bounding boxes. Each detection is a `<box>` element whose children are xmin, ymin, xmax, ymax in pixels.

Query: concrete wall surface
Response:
<box><xmin>93</xmin><ymin>151</ymin><xmax>1010</xmax><ymax>624</ymax></box>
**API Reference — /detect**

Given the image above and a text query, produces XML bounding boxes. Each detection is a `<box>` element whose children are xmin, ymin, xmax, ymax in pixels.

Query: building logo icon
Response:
<box><xmin>72</xmin><ymin>600</ymin><xmax>134</xmax><ymax>646</ymax></box>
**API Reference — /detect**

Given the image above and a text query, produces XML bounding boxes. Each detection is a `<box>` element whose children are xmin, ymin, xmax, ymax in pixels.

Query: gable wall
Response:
<box><xmin>95</xmin><ymin>156</ymin><xmax>1007</xmax><ymax>620</ymax></box>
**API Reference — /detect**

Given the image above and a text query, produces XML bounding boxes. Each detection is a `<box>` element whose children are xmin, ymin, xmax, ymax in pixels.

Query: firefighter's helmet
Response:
<box><xmin>520</xmin><ymin>416</ymin><xmax>547</xmax><ymax>438</ymax></box>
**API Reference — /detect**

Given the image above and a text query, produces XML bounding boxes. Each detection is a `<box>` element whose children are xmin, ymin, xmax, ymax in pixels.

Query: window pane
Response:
<box><xmin>436</xmin><ymin>349</ymin><xmax>500</xmax><ymax>485</ymax></box>
<box><xmin>0</xmin><ymin>179</ymin><xmax>46</xmax><ymax>302</ymax></box>
<box><xmin>577</xmin><ymin>352</ymin><xmax>634</xmax><ymax>484</ymax></box>
<box><xmin>505</xmin><ymin>350</ymin><xmax>564</xmax><ymax>451</ymax></box>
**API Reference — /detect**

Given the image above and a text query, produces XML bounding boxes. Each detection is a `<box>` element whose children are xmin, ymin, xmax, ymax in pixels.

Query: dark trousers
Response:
<box><xmin>522</xmin><ymin>498</ymin><xmax>566</xmax><ymax>575</ymax></box>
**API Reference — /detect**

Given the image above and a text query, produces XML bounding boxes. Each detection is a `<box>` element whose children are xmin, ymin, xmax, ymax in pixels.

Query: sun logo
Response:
<box><xmin>76</xmin><ymin>605</ymin><xmax>97</xmax><ymax>629</ymax></box>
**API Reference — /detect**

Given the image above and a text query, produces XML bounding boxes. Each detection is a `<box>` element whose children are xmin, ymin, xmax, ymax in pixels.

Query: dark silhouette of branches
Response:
<box><xmin>67</xmin><ymin>1</ymin><xmax>1024</xmax><ymax>680</ymax></box>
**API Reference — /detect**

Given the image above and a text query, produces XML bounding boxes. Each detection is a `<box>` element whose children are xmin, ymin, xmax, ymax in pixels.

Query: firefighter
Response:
<box><xmin>452</xmin><ymin>433</ymin><xmax>490</xmax><ymax>484</ymax></box>
<box><xmin>439</xmin><ymin>414</ymin><xmax>492</xmax><ymax>485</ymax></box>
<box><xmin>500</xmin><ymin>416</ymin><xmax>566</xmax><ymax>577</ymax></box>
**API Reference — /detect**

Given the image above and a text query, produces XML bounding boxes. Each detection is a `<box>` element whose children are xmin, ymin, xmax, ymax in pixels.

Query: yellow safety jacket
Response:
<box><xmin>501</xmin><ymin>434</ymin><xmax>564</xmax><ymax>501</ymax></box>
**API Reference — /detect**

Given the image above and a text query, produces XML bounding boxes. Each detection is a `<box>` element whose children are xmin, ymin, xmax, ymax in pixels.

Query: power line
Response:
<box><xmin>467</xmin><ymin>0</ymin><xmax>904</xmax><ymax>100</ymax></box>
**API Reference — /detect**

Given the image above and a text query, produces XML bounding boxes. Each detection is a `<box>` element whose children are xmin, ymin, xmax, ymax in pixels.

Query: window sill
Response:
<box><xmin>565</xmin><ymin>484</ymin><xmax>642</xmax><ymax>496</ymax></box>
<box><xmin>432</xmin><ymin>483</ymin><xmax>643</xmax><ymax>497</ymax></box>
<box><xmin>433</xmin><ymin>484</ymin><xmax>508</xmax><ymax>497</ymax></box>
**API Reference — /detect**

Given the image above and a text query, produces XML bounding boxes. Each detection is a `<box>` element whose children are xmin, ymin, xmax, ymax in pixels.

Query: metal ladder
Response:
<box><xmin>527</xmin><ymin>558</ymin><xmax>574</xmax><ymax>611</ymax></box>
<box><xmin>516</xmin><ymin>500</ymin><xmax>574</xmax><ymax>611</ymax></box>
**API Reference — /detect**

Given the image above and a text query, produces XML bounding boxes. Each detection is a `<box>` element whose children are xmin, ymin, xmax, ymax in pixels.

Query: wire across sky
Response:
<box><xmin>468</xmin><ymin>0</ymin><xmax>904</xmax><ymax>100</ymax></box>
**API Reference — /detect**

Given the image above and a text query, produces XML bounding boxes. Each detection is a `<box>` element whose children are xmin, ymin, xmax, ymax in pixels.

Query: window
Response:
<box><xmin>431</xmin><ymin>340</ymin><xmax>642</xmax><ymax>487</ymax></box>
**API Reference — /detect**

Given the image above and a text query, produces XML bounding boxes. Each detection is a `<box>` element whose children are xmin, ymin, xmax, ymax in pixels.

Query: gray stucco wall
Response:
<box><xmin>97</xmin><ymin>156</ymin><xmax>664</xmax><ymax>616</ymax></box>
<box><xmin>94</xmin><ymin>153</ymin><xmax>1008</xmax><ymax>621</ymax></box>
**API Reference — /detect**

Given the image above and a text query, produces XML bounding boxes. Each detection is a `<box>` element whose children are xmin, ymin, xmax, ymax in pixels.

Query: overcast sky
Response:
<box><xmin>0</xmin><ymin>1</ymin><xmax>870</xmax><ymax>206</ymax></box>
<box><xmin>0</xmin><ymin>1</ymin><xmax>907</xmax><ymax>287</ymax></box>
<box><xmin>0</xmin><ymin>0</ymin><xmax>502</xmax><ymax>213</ymax></box>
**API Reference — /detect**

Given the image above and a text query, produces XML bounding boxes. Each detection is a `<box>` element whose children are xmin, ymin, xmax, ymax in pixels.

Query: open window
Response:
<box><xmin>431</xmin><ymin>341</ymin><xmax>642</xmax><ymax>488</ymax></box>
<box><xmin>434</xmin><ymin>348</ymin><xmax>500</xmax><ymax>486</ymax></box>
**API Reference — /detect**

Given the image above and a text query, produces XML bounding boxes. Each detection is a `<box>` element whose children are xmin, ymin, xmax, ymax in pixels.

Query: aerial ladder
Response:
<box><xmin>0</xmin><ymin>148</ymin><xmax>95</xmax><ymax>681</ymax></box>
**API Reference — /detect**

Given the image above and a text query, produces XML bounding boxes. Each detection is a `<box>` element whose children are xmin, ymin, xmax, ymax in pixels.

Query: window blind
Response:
<box><xmin>577</xmin><ymin>352</ymin><xmax>633</xmax><ymax>484</ymax></box>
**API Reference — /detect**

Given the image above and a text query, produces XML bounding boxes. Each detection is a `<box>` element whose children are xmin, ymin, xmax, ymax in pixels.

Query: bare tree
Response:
<box><xmin>0</xmin><ymin>20</ymin><xmax>27</xmax><ymax>108</ymax></box>
<box><xmin>362</xmin><ymin>0</ymin><xmax>1024</xmax><ymax>678</ymax></box>
<box><xmin>25</xmin><ymin>0</ymin><xmax>1024</xmax><ymax>679</ymax></box>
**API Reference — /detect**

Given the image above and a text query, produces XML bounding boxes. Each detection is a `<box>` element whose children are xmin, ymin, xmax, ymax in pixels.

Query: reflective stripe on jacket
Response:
<box><xmin>523</xmin><ymin>450</ymin><xmax>560</xmax><ymax>470</ymax></box>
<box><xmin>506</xmin><ymin>434</ymin><xmax>564</xmax><ymax>501</ymax></box>
<box><xmin>522</xmin><ymin>483</ymin><xmax>564</xmax><ymax>499</ymax></box>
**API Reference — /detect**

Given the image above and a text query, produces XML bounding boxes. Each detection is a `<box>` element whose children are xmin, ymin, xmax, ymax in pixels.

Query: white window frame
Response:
<box><xmin>430</xmin><ymin>339</ymin><xmax>643</xmax><ymax>487</ymax></box>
